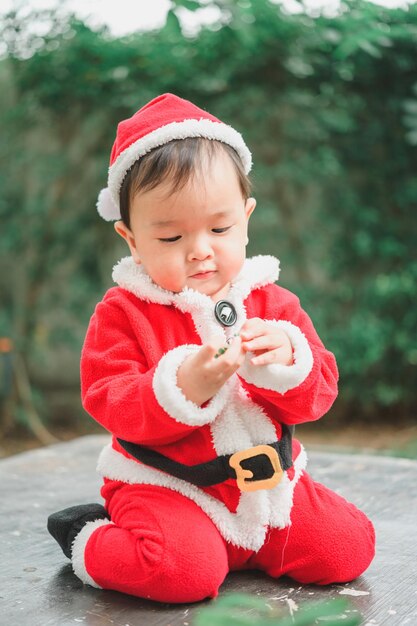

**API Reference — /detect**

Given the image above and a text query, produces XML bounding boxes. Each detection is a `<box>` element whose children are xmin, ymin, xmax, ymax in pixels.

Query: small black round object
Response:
<box><xmin>214</xmin><ymin>300</ymin><xmax>237</xmax><ymax>327</ymax></box>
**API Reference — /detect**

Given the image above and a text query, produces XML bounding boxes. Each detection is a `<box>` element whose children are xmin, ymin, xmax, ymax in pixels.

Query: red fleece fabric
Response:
<box><xmin>77</xmin><ymin>258</ymin><xmax>375</xmax><ymax>602</ymax></box>
<box><xmin>82</xmin><ymin>476</ymin><xmax>375</xmax><ymax>603</ymax></box>
<box><xmin>109</xmin><ymin>94</ymin><xmax>222</xmax><ymax>166</ymax></box>
<box><xmin>81</xmin><ymin>284</ymin><xmax>339</xmax><ymax>446</ymax></box>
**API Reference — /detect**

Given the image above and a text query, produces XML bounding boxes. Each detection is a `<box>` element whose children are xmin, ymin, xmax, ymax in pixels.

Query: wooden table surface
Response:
<box><xmin>1</xmin><ymin>435</ymin><xmax>416</xmax><ymax>626</ymax></box>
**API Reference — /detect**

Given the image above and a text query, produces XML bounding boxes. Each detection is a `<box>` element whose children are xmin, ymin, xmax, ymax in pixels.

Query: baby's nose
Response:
<box><xmin>187</xmin><ymin>236</ymin><xmax>214</xmax><ymax>261</ymax></box>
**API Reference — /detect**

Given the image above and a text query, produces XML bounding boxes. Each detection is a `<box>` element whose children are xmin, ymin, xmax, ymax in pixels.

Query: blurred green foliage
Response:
<box><xmin>193</xmin><ymin>593</ymin><xmax>360</xmax><ymax>625</ymax></box>
<box><xmin>0</xmin><ymin>0</ymin><xmax>416</xmax><ymax>427</ymax></box>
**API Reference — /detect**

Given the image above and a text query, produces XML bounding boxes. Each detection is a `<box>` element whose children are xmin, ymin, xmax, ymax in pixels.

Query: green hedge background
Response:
<box><xmin>1</xmin><ymin>0</ymin><xmax>416</xmax><ymax>435</ymax></box>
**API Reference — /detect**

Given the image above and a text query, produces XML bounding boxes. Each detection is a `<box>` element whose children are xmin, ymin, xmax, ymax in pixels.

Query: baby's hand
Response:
<box><xmin>240</xmin><ymin>318</ymin><xmax>293</xmax><ymax>366</ymax></box>
<box><xmin>177</xmin><ymin>337</ymin><xmax>245</xmax><ymax>406</ymax></box>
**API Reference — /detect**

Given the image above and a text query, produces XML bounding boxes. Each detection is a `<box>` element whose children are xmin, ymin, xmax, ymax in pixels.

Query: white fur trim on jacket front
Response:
<box><xmin>153</xmin><ymin>344</ymin><xmax>232</xmax><ymax>426</ymax></box>
<box><xmin>97</xmin><ymin>444</ymin><xmax>307</xmax><ymax>551</ymax></box>
<box><xmin>112</xmin><ymin>255</ymin><xmax>279</xmax><ymax>309</ymax></box>
<box><xmin>112</xmin><ymin>255</ymin><xmax>280</xmax><ymax>346</ymax></box>
<box><xmin>71</xmin><ymin>518</ymin><xmax>113</xmax><ymax>588</ymax></box>
<box><xmin>238</xmin><ymin>320</ymin><xmax>313</xmax><ymax>394</ymax></box>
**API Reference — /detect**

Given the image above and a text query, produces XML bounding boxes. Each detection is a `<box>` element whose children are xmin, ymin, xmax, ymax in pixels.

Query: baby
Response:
<box><xmin>48</xmin><ymin>93</ymin><xmax>375</xmax><ymax>603</ymax></box>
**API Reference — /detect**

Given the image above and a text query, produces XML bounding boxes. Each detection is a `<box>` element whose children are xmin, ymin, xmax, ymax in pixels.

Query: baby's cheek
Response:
<box><xmin>225</xmin><ymin>245</ymin><xmax>246</xmax><ymax>277</ymax></box>
<box><xmin>156</xmin><ymin>264</ymin><xmax>184</xmax><ymax>293</ymax></box>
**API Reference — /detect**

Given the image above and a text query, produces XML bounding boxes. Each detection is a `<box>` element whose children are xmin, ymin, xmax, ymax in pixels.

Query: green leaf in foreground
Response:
<box><xmin>194</xmin><ymin>594</ymin><xmax>361</xmax><ymax>626</ymax></box>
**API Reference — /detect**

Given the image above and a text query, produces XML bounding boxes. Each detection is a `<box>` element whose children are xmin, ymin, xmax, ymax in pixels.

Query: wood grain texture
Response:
<box><xmin>1</xmin><ymin>435</ymin><xmax>416</xmax><ymax>626</ymax></box>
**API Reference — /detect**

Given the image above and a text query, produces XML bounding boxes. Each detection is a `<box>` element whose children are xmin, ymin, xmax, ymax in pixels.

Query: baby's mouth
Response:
<box><xmin>190</xmin><ymin>270</ymin><xmax>216</xmax><ymax>279</ymax></box>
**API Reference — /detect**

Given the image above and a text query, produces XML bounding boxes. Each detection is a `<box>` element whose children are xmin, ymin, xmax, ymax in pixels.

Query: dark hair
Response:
<box><xmin>119</xmin><ymin>138</ymin><xmax>252</xmax><ymax>228</ymax></box>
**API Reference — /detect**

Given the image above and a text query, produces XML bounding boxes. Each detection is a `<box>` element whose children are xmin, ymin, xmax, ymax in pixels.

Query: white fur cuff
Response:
<box><xmin>238</xmin><ymin>320</ymin><xmax>313</xmax><ymax>394</ymax></box>
<box><xmin>71</xmin><ymin>518</ymin><xmax>112</xmax><ymax>588</ymax></box>
<box><xmin>152</xmin><ymin>344</ymin><xmax>231</xmax><ymax>426</ymax></box>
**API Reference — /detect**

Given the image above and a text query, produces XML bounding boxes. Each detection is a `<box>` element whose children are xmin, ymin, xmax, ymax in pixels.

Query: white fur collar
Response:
<box><xmin>112</xmin><ymin>255</ymin><xmax>280</xmax><ymax>308</ymax></box>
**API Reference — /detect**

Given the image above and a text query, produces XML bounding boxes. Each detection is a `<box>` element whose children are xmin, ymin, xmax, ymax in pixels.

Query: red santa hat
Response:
<box><xmin>97</xmin><ymin>93</ymin><xmax>252</xmax><ymax>221</ymax></box>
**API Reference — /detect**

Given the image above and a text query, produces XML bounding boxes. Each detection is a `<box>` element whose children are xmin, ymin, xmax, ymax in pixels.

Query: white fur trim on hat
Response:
<box><xmin>97</xmin><ymin>187</ymin><xmax>121</xmax><ymax>221</ymax></box>
<box><xmin>238</xmin><ymin>320</ymin><xmax>314</xmax><ymax>394</ymax></box>
<box><xmin>107</xmin><ymin>118</ymin><xmax>252</xmax><ymax>211</ymax></box>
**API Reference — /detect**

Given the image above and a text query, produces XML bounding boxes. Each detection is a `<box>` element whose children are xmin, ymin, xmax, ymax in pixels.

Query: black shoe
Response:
<box><xmin>47</xmin><ymin>503</ymin><xmax>110</xmax><ymax>559</ymax></box>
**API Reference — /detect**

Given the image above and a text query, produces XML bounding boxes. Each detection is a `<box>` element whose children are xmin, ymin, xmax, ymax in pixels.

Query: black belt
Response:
<box><xmin>117</xmin><ymin>424</ymin><xmax>294</xmax><ymax>493</ymax></box>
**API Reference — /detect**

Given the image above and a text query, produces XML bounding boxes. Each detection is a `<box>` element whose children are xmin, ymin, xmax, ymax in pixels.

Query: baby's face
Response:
<box><xmin>116</xmin><ymin>150</ymin><xmax>255</xmax><ymax>302</ymax></box>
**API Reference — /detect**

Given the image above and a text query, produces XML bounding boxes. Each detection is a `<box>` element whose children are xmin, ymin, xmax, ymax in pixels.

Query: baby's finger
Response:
<box><xmin>213</xmin><ymin>336</ymin><xmax>243</xmax><ymax>370</ymax></box>
<box><xmin>242</xmin><ymin>335</ymin><xmax>283</xmax><ymax>353</ymax></box>
<box><xmin>198</xmin><ymin>339</ymin><xmax>225</xmax><ymax>363</ymax></box>
<box><xmin>223</xmin><ymin>335</ymin><xmax>243</xmax><ymax>360</ymax></box>
<box><xmin>251</xmin><ymin>346</ymin><xmax>292</xmax><ymax>366</ymax></box>
<box><xmin>239</xmin><ymin>317</ymin><xmax>265</xmax><ymax>340</ymax></box>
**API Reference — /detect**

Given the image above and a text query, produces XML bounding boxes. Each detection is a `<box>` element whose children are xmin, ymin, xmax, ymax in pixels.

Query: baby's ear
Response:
<box><xmin>114</xmin><ymin>220</ymin><xmax>129</xmax><ymax>240</ymax></box>
<box><xmin>245</xmin><ymin>197</ymin><xmax>256</xmax><ymax>220</ymax></box>
<box><xmin>114</xmin><ymin>221</ymin><xmax>141</xmax><ymax>264</ymax></box>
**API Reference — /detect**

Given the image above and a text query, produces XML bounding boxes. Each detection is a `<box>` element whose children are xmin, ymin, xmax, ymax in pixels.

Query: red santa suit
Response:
<box><xmin>71</xmin><ymin>255</ymin><xmax>375</xmax><ymax>602</ymax></box>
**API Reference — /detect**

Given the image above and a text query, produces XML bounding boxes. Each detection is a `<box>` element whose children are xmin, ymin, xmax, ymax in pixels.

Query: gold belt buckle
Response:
<box><xmin>229</xmin><ymin>445</ymin><xmax>283</xmax><ymax>492</ymax></box>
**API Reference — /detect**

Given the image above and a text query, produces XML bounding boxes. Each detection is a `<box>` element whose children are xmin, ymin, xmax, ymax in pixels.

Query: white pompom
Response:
<box><xmin>96</xmin><ymin>187</ymin><xmax>121</xmax><ymax>221</ymax></box>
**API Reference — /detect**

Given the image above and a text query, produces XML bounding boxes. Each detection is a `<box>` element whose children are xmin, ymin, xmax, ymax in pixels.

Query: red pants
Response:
<box><xmin>78</xmin><ymin>473</ymin><xmax>375</xmax><ymax>603</ymax></box>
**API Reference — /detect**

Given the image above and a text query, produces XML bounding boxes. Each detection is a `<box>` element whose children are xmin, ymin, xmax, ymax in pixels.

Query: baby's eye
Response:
<box><xmin>158</xmin><ymin>236</ymin><xmax>181</xmax><ymax>243</ymax></box>
<box><xmin>212</xmin><ymin>226</ymin><xmax>231</xmax><ymax>234</ymax></box>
